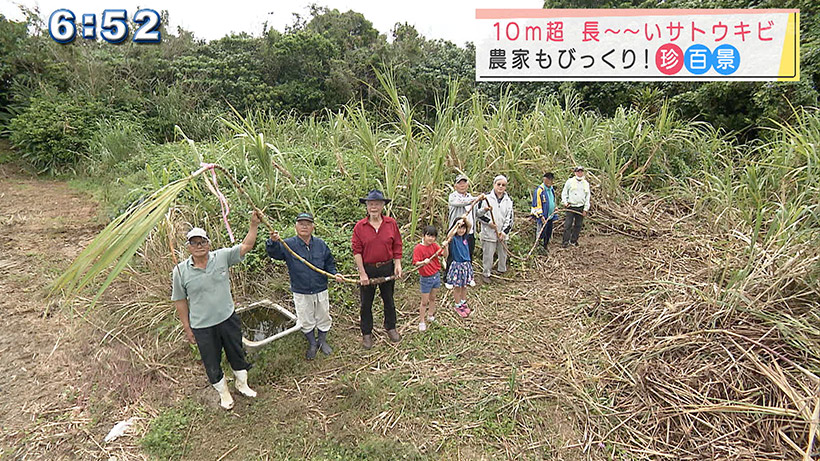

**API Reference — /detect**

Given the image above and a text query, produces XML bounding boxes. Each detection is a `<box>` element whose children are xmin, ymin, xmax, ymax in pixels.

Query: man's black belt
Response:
<box><xmin>365</xmin><ymin>260</ymin><xmax>393</xmax><ymax>268</ymax></box>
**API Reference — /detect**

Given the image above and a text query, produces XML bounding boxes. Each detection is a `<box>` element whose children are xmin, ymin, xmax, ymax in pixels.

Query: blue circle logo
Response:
<box><xmin>684</xmin><ymin>44</ymin><xmax>712</xmax><ymax>75</ymax></box>
<box><xmin>712</xmin><ymin>44</ymin><xmax>740</xmax><ymax>75</ymax></box>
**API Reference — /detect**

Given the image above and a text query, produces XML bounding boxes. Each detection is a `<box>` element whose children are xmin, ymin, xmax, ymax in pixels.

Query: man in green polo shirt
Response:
<box><xmin>172</xmin><ymin>211</ymin><xmax>261</xmax><ymax>410</ymax></box>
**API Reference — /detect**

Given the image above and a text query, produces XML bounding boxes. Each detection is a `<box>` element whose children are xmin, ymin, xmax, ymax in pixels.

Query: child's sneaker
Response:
<box><xmin>461</xmin><ymin>303</ymin><xmax>471</xmax><ymax>316</ymax></box>
<box><xmin>444</xmin><ymin>283</ymin><xmax>454</xmax><ymax>290</ymax></box>
<box><xmin>418</xmin><ymin>321</ymin><xmax>427</xmax><ymax>332</ymax></box>
<box><xmin>426</xmin><ymin>315</ymin><xmax>435</xmax><ymax>323</ymax></box>
<box><xmin>455</xmin><ymin>304</ymin><xmax>469</xmax><ymax>318</ymax></box>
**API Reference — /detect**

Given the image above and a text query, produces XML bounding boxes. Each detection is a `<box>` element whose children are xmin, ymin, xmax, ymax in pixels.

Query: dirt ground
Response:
<box><xmin>0</xmin><ymin>163</ymin><xmax>668</xmax><ymax>460</ymax></box>
<box><xmin>0</xmin><ymin>163</ymin><xmax>109</xmax><ymax>458</ymax></box>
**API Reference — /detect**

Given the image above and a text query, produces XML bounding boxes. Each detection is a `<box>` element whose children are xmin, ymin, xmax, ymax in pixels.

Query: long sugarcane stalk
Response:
<box><xmin>205</xmin><ymin>164</ymin><xmax>358</xmax><ymax>283</ymax></box>
<box><xmin>55</xmin><ymin>161</ymin><xmax>522</xmax><ymax>306</ymax></box>
<box><xmin>405</xmin><ymin>194</ymin><xmax>486</xmax><ymax>276</ymax></box>
<box><xmin>52</xmin><ymin>163</ymin><xmax>362</xmax><ymax>308</ymax></box>
<box><xmin>52</xmin><ymin>165</ymin><xmax>212</xmax><ymax>305</ymax></box>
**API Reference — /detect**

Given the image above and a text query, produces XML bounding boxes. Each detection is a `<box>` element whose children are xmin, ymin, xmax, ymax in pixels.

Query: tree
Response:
<box><xmin>173</xmin><ymin>34</ymin><xmax>275</xmax><ymax>112</ymax></box>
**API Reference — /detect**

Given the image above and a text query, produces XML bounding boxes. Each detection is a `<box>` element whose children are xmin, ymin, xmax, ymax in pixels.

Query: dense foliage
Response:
<box><xmin>542</xmin><ymin>0</ymin><xmax>820</xmax><ymax>137</ymax></box>
<box><xmin>1</xmin><ymin>1</ymin><xmax>817</xmax><ymax>173</ymax></box>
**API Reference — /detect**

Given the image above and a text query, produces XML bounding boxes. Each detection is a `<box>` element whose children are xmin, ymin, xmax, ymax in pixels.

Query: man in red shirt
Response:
<box><xmin>352</xmin><ymin>190</ymin><xmax>403</xmax><ymax>349</ymax></box>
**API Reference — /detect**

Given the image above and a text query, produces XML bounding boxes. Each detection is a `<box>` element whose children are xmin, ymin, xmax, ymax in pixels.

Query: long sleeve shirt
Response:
<box><xmin>351</xmin><ymin>215</ymin><xmax>403</xmax><ymax>265</ymax></box>
<box><xmin>476</xmin><ymin>191</ymin><xmax>514</xmax><ymax>243</ymax></box>
<box><xmin>531</xmin><ymin>183</ymin><xmax>557</xmax><ymax>220</ymax></box>
<box><xmin>447</xmin><ymin>191</ymin><xmax>476</xmax><ymax>234</ymax></box>
<box><xmin>561</xmin><ymin>177</ymin><xmax>591</xmax><ymax>211</ymax></box>
<box><xmin>266</xmin><ymin>235</ymin><xmax>337</xmax><ymax>295</ymax></box>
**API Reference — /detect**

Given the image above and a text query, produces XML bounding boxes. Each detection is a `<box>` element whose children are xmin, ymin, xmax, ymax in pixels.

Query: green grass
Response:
<box><xmin>169</xmin><ymin>375</ymin><xmax>434</xmax><ymax>460</ymax></box>
<box><xmin>0</xmin><ymin>149</ymin><xmax>13</xmax><ymax>164</ymax></box>
<box><xmin>248</xmin><ymin>334</ymin><xmax>306</xmax><ymax>385</ymax></box>
<box><xmin>333</xmin><ymin>370</ymin><xmax>408</xmax><ymax>413</ymax></box>
<box><xmin>141</xmin><ymin>400</ymin><xmax>203</xmax><ymax>460</ymax></box>
<box><xmin>316</xmin><ymin>437</ymin><xmax>426</xmax><ymax>460</ymax></box>
<box><xmin>404</xmin><ymin>324</ymin><xmax>473</xmax><ymax>361</ymax></box>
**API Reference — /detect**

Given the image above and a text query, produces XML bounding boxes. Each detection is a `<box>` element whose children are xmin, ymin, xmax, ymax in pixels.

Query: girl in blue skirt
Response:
<box><xmin>447</xmin><ymin>221</ymin><xmax>474</xmax><ymax>317</ymax></box>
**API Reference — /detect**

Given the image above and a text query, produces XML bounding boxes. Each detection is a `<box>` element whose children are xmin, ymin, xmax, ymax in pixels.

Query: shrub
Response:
<box><xmin>88</xmin><ymin>117</ymin><xmax>149</xmax><ymax>169</ymax></box>
<box><xmin>8</xmin><ymin>92</ymin><xmax>103</xmax><ymax>173</ymax></box>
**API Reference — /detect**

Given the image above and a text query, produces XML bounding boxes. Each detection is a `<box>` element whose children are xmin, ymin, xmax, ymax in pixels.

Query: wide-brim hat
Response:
<box><xmin>359</xmin><ymin>189</ymin><xmax>392</xmax><ymax>204</ymax></box>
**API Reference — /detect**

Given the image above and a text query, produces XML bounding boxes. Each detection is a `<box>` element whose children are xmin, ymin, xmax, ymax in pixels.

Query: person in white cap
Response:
<box><xmin>561</xmin><ymin>166</ymin><xmax>591</xmax><ymax>247</ymax></box>
<box><xmin>171</xmin><ymin>211</ymin><xmax>262</xmax><ymax>410</ymax></box>
<box><xmin>476</xmin><ymin>175</ymin><xmax>514</xmax><ymax>283</ymax></box>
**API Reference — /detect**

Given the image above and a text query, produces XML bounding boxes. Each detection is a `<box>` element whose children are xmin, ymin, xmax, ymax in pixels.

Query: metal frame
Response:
<box><xmin>235</xmin><ymin>299</ymin><xmax>302</xmax><ymax>349</ymax></box>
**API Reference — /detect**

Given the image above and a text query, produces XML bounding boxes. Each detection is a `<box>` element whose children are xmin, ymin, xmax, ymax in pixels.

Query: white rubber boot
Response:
<box><xmin>212</xmin><ymin>377</ymin><xmax>234</xmax><ymax>410</ymax></box>
<box><xmin>233</xmin><ymin>369</ymin><xmax>257</xmax><ymax>398</ymax></box>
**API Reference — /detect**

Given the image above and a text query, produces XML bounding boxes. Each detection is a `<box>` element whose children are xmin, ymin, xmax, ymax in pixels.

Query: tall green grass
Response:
<box><xmin>81</xmin><ymin>77</ymin><xmax>816</xmax><ymax>310</ymax></box>
<box><xmin>669</xmin><ymin>107</ymin><xmax>819</xmax><ymax>366</ymax></box>
<box><xmin>206</xmin><ymin>77</ymin><xmax>728</xmax><ymax>236</ymax></box>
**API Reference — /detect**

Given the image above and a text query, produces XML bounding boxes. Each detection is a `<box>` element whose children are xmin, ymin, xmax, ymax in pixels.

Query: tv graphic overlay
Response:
<box><xmin>475</xmin><ymin>9</ymin><xmax>799</xmax><ymax>81</ymax></box>
<box><xmin>49</xmin><ymin>8</ymin><xmax>161</xmax><ymax>44</ymax></box>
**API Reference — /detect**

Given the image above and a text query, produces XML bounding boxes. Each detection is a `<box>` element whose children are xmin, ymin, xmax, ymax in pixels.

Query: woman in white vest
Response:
<box><xmin>476</xmin><ymin>175</ymin><xmax>514</xmax><ymax>283</ymax></box>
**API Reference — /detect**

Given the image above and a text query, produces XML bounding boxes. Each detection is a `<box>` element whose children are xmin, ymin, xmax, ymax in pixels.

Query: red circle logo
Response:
<box><xmin>655</xmin><ymin>44</ymin><xmax>684</xmax><ymax>75</ymax></box>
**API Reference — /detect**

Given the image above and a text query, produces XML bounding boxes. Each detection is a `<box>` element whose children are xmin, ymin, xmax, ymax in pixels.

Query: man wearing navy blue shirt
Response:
<box><xmin>266</xmin><ymin>213</ymin><xmax>343</xmax><ymax>360</ymax></box>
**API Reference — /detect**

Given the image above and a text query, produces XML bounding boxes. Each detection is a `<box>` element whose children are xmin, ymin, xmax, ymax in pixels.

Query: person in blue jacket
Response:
<box><xmin>531</xmin><ymin>172</ymin><xmax>557</xmax><ymax>254</ymax></box>
<box><xmin>266</xmin><ymin>212</ymin><xmax>344</xmax><ymax>360</ymax></box>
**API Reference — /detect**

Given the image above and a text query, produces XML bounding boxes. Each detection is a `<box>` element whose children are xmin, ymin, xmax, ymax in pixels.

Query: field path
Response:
<box><xmin>0</xmin><ymin>163</ymin><xmax>123</xmax><ymax>459</ymax></box>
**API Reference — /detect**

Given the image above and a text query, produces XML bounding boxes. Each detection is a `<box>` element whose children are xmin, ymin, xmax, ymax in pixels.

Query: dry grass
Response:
<box><xmin>550</xmin><ymin>201</ymin><xmax>820</xmax><ymax>460</ymax></box>
<box><xmin>27</xmin><ymin>195</ymin><xmax>816</xmax><ymax>460</ymax></box>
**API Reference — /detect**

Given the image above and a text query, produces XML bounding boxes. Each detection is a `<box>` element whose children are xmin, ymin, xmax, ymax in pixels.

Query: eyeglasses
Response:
<box><xmin>496</xmin><ymin>183</ymin><xmax>507</xmax><ymax>187</ymax></box>
<box><xmin>188</xmin><ymin>240</ymin><xmax>209</xmax><ymax>247</ymax></box>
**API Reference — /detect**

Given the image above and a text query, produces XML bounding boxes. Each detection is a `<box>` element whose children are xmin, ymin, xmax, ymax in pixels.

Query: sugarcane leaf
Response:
<box><xmin>52</xmin><ymin>176</ymin><xmax>194</xmax><ymax>301</ymax></box>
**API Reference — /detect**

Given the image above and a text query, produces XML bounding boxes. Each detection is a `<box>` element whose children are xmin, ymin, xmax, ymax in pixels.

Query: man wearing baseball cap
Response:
<box><xmin>561</xmin><ymin>166</ymin><xmax>591</xmax><ymax>247</ymax></box>
<box><xmin>171</xmin><ymin>211</ymin><xmax>262</xmax><ymax>410</ymax></box>
<box><xmin>266</xmin><ymin>212</ymin><xmax>343</xmax><ymax>360</ymax></box>
<box><xmin>531</xmin><ymin>172</ymin><xmax>557</xmax><ymax>254</ymax></box>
